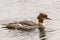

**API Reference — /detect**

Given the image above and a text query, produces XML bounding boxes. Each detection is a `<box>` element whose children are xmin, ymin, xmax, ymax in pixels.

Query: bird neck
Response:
<box><xmin>38</xmin><ymin>17</ymin><xmax>44</xmax><ymax>23</ymax></box>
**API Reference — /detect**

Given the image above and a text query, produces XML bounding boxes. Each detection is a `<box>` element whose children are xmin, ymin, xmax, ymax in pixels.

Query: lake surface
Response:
<box><xmin>0</xmin><ymin>0</ymin><xmax>60</xmax><ymax>40</ymax></box>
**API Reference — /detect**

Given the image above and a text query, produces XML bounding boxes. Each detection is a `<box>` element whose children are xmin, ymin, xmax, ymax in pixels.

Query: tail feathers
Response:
<box><xmin>0</xmin><ymin>23</ymin><xmax>9</xmax><ymax>28</ymax></box>
<box><xmin>2</xmin><ymin>27</ymin><xmax>7</xmax><ymax>28</ymax></box>
<box><xmin>1</xmin><ymin>23</ymin><xmax>9</xmax><ymax>26</ymax></box>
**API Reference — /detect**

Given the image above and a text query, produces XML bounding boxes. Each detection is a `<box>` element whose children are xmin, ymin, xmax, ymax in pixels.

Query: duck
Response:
<box><xmin>1</xmin><ymin>13</ymin><xmax>52</xmax><ymax>31</ymax></box>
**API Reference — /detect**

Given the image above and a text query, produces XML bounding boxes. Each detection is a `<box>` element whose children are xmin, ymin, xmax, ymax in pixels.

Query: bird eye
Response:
<box><xmin>44</xmin><ymin>15</ymin><xmax>47</xmax><ymax>18</ymax></box>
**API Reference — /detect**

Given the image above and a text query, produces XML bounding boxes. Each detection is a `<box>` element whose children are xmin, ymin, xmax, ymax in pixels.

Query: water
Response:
<box><xmin>0</xmin><ymin>0</ymin><xmax>60</xmax><ymax>40</ymax></box>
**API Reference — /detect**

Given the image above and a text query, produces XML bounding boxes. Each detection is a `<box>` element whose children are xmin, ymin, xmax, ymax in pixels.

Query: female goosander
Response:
<box><xmin>2</xmin><ymin>13</ymin><xmax>51</xmax><ymax>30</ymax></box>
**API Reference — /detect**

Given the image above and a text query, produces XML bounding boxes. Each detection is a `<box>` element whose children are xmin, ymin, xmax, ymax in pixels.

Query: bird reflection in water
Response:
<box><xmin>39</xmin><ymin>29</ymin><xmax>46</xmax><ymax>40</ymax></box>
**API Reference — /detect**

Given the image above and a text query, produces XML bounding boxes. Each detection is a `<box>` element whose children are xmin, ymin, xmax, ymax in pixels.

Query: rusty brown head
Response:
<box><xmin>37</xmin><ymin>13</ymin><xmax>52</xmax><ymax>23</ymax></box>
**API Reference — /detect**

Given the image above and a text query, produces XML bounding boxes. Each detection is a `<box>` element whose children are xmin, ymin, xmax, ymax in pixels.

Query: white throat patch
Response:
<box><xmin>39</xmin><ymin>22</ymin><xmax>45</xmax><ymax>27</ymax></box>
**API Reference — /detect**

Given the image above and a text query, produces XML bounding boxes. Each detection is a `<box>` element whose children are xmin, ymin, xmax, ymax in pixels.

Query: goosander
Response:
<box><xmin>1</xmin><ymin>13</ymin><xmax>51</xmax><ymax>30</ymax></box>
